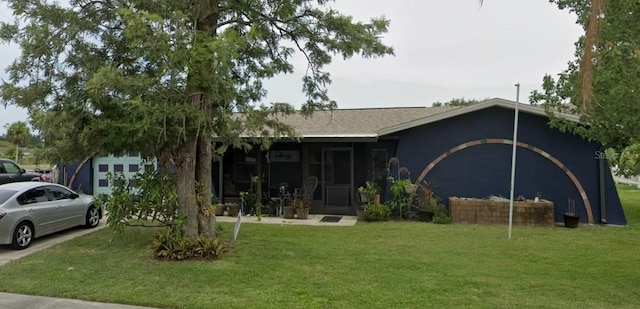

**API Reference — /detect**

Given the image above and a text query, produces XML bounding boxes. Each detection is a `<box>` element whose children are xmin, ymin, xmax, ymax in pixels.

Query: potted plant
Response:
<box><xmin>282</xmin><ymin>199</ymin><xmax>295</xmax><ymax>219</ymax></box>
<box><xmin>213</xmin><ymin>204</ymin><xmax>225</xmax><ymax>216</ymax></box>
<box><xmin>564</xmin><ymin>198</ymin><xmax>580</xmax><ymax>228</ymax></box>
<box><xmin>390</xmin><ymin>179</ymin><xmax>413</xmax><ymax>219</ymax></box>
<box><xmin>391</xmin><ymin>179</ymin><xmax>412</xmax><ymax>196</ymax></box>
<box><xmin>226</xmin><ymin>202</ymin><xmax>240</xmax><ymax>217</ymax></box>
<box><xmin>357</xmin><ymin>181</ymin><xmax>381</xmax><ymax>204</ymax></box>
<box><xmin>418</xmin><ymin>195</ymin><xmax>438</xmax><ymax>222</ymax></box>
<box><xmin>211</xmin><ymin>196</ymin><xmax>225</xmax><ymax>216</ymax></box>
<box><xmin>239</xmin><ymin>191</ymin><xmax>256</xmax><ymax>215</ymax></box>
<box><xmin>295</xmin><ymin>199</ymin><xmax>311</xmax><ymax>219</ymax></box>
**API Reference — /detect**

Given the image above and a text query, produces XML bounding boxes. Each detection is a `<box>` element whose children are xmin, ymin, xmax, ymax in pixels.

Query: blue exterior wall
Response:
<box><xmin>394</xmin><ymin>106</ymin><xmax>626</xmax><ymax>225</ymax></box>
<box><xmin>56</xmin><ymin>160</ymin><xmax>93</xmax><ymax>195</ymax></box>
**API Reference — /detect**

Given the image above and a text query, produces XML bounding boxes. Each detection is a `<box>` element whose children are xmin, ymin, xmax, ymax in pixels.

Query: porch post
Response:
<box><xmin>218</xmin><ymin>156</ymin><xmax>224</xmax><ymax>202</ymax></box>
<box><xmin>256</xmin><ymin>148</ymin><xmax>263</xmax><ymax>209</ymax></box>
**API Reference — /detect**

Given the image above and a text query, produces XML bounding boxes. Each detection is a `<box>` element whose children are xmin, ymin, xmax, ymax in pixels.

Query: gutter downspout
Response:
<box><xmin>599</xmin><ymin>152</ymin><xmax>607</xmax><ymax>224</ymax></box>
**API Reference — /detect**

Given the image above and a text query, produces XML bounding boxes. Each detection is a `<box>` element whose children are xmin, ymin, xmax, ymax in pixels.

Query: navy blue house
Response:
<box><xmin>61</xmin><ymin>98</ymin><xmax>626</xmax><ymax>225</ymax></box>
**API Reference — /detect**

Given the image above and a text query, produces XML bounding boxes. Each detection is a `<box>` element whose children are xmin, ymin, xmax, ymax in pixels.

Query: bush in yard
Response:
<box><xmin>151</xmin><ymin>228</ymin><xmax>225</xmax><ymax>261</ymax></box>
<box><xmin>96</xmin><ymin>167</ymin><xmax>180</xmax><ymax>233</ymax></box>
<box><xmin>365</xmin><ymin>202</ymin><xmax>391</xmax><ymax>222</ymax></box>
<box><xmin>432</xmin><ymin>204</ymin><xmax>452</xmax><ymax>224</ymax></box>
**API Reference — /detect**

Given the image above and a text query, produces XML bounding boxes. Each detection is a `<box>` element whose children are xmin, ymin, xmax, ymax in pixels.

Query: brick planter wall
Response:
<box><xmin>449</xmin><ymin>198</ymin><xmax>554</xmax><ymax>227</ymax></box>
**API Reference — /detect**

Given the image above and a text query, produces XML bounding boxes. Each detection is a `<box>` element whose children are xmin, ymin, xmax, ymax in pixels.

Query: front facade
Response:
<box><xmin>215</xmin><ymin>98</ymin><xmax>626</xmax><ymax>225</ymax></box>
<box><xmin>60</xmin><ymin>98</ymin><xmax>627</xmax><ymax>225</ymax></box>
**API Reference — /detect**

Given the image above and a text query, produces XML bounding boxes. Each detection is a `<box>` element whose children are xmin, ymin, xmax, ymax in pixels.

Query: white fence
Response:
<box><xmin>612</xmin><ymin>167</ymin><xmax>640</xmax><ymax>188</ymax></box>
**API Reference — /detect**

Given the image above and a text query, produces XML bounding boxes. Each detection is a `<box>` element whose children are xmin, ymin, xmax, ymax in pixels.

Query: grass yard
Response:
<box><xmin>0</xmin><ymin>185</ymin><xmax>639</xmax><ymax>308</ymax></box>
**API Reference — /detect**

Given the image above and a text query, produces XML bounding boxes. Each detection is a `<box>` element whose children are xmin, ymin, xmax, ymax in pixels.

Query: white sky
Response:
<box><xmin>0</xmin><ymin>0</ymin><xmax>582</xmax><ymax>135</ymax></box>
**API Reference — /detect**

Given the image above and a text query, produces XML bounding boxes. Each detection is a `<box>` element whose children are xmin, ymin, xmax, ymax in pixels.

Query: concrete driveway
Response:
<box><xmin>0</xmin><ymin>218</ymin><xmax>108</xmax><ymax>266</ymax></box>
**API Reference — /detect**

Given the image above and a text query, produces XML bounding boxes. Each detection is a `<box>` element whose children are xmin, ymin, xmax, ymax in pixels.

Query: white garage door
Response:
<box><xmin>92</xmin><ymin>153</ymin><xmax>157</xmax><ymax>196</ymax></box>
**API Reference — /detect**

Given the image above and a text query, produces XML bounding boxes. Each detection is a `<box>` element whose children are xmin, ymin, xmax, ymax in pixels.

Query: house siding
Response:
<box><xmin>393</xmin><ymin>106</ymin><xmax>626</xmax><ymax>225</ymax></box>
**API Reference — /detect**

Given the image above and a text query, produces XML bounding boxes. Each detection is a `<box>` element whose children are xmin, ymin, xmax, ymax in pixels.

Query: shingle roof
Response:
<box><xmin>274</xmin><ymin>106</ymin><xmax>456</xmax><ymax>137</ymax></box>
<box><xmin>236</xmin><ymin>98</ymin><xmax>579</xmax><ymax>139</ymax></box>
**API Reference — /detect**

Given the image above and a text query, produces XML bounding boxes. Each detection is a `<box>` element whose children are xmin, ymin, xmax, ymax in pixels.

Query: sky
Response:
<box><xmin>0</xmin><ymin>0</ymin><xmax>583</xmax><ymax>135</ymax></box>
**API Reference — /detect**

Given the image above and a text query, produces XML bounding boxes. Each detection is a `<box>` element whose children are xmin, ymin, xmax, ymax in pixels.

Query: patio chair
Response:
<box><xmin>299</xmin><ymin>176</ymin><xmax>318</xmax><ymax>200</ymax></box>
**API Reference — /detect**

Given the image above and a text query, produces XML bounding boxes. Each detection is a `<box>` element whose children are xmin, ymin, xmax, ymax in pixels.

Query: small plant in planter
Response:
<box><xmin>282</xmin><ymin>198</ymin><xmax>295</xmax><ymax>219</ymax></box>
<box><xmin>563</xmin><ymin>198</ymin><xmax>580</xmax><ymax>228</ymax></box>
<box><xmin>211</xmin><ymin>196</ymin><xmax>225</xmax><ymax>216</ymax></box>
<box><xmin>418</xmin><ymin>195</ymin><xmax>438</xmax><ymax>222</ymax></box>
<box><xmin>239</xmin><ymin>191</ymin><xmax>256</xmax><ymax>215</ymax></box>
<box><xmin>358</xmin><ymin>181</ymin><xmax>381</xmax><ymax>204</ymax></box>
<box><xmin>390</xmin><ymin>179</ymin><xmax>413</xmax><ymax>219</ymax></box>
<box><xmin>295</xmin><ymin>199</ymin><xmax>311</xmax><ymax>219</ymax></box>
<box><xmin>226</xmin><ymin>203</ymin><xmax>240</xmax><ymax>217</ymax></box>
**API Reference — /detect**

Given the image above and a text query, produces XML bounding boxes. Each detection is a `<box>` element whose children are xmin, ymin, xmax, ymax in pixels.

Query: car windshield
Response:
<box><xmin>0</xmin><ymin>189</ymin><xmax>18</xmax><ymax>204</ymax></box>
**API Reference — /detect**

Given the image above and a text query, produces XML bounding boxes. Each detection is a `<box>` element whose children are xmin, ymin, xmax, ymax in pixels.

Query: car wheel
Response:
<box><xmin>85</xmin><ymin>206</ymin><xmax>100</xmax><ymax>228</ymax></box>
<box><xmin>11</xmin><ymin>222</ymin><xmax>33</xmax><ymax>250</ymax></box>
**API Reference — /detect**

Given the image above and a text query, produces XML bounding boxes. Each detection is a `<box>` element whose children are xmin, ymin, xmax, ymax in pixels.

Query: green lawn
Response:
<box><xmin>1</xmin><ymin>185</ymin><xmax>639</xmax><ymax>308</ymax></box>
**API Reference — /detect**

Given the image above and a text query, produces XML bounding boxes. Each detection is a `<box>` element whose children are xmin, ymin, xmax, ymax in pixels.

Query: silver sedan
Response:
<box><xmin>0</xmin><ymin>182</ymin><xmax>101</xmax><ymax>250</ymax></box>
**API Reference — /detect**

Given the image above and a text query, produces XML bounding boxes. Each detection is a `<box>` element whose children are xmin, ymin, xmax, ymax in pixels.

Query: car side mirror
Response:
<box><xmin>71</xmin><ymin>193</ymin><xmax>80</xmax><ymax>199</ymax></box>
<box><xmin>20</xmin><ymin>168</ymin><xmax>26</xmax><ymax>174</ymax></box>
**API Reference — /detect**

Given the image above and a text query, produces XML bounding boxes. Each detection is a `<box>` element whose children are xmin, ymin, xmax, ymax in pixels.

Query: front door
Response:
<box><xmin>322</xmin><ymin>148</ymin><xmax>353</xmax><ymax>215</ymax></box>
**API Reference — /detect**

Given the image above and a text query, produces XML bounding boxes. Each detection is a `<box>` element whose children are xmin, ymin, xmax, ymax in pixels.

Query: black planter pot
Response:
<box><xmin>563</xmin><ymin>213</ymin><xmax>580</xmax><ymax>228</ymax></box>
<box><xmin>419</xmin><ymin>210</ymin><xmax>434</xmax><ymax>222</ymax></box>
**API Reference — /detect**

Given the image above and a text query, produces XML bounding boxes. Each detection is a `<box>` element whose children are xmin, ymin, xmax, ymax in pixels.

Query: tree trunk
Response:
<box><xmin>15</xmin><ymin>145</ymin><xmax>19</xmax><ymax>163</ymax></box>
<box><xmin>196</xmin><ymin>127</ymin><xmax>216</xmax><ymax>238</ymax></box>
<box><xmin>579</xmin><ymin>0</ymin><xmax>607</xmax><ymax>113</ymax></box>
<box><xmin>175</xmin><ymin>138</ymin><xmax>199</xmax><ymax>238</ymax></box>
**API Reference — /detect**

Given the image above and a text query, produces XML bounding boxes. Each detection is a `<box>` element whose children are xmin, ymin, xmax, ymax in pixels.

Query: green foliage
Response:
<box><xmin>357</xmin><ymin>181</ymin><xmax>381</xmax><ymax>204</ymax></box>
<box><xmin>96</xmin><ymin>166</ymin><xmax>179</xmax><ymax>233</ymax></box>
<box><xmin>432</xmin><ymin>204</ymin><xmax>452</xmax><ymax>225</ymax></box>
<box><xmin>420</xmin><ymin>194</ymin><xmax>440</xmax><ymax>212</ymax></box>
<box><xmin>389</xmin><ymin>179</ymin><xmax>414</xmax><ymax>218</ymax></box>
<box><xmin>431</xmin><ymin>97</ymin><xmax>489</xmax><ymax>107</ymax></box>
<box><xmin>150</xmin><ymin>229</ymin><xmax>225</xmax><ymax>261</ymax></box>
<box><xmin>0</xmin><ymin>0</ymin><xmax>393</xmax><ymax>163</ymax></box>
<box><xmin>0</xmin><ymin>0</ymin><xmax>393</xmax><ymax>237</ymax></box>
<box><xmin>4</xmin><ymin>121</ymin><xmax>30</xmax><ymax>147</ymax></box>
<box><xmin>531</xmin><ymin>0</ymin><xmax>640</xmax><ymax>150</ymax></box>
<box><xmin>364</xmin><ymin>202</ymin><xmax>391</xmax><ymax>222</ymax></box>
<box><xmin>2</xmin><ymin>144</ymin><xmax>23</xmax><ymax>161</ymax></box>
<box><xmin>617</xmin><ymin>143</ymin><xmax>640</xmax><ymax>177</ymax></box>
<box><xmin>3</xmin><ymin>121</ymin><xmax>30</xmax><ymax>162</ymax></box>
<box><xmin>390</xmin><ymin>179</ymin><xmax>412</xmax><ymax>198</ymax></box>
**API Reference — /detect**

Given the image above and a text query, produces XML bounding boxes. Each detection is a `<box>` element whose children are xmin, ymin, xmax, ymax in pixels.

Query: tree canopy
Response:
<box><xmin>530</xmin><ymin>0</ymin><xmax>640</xmax><ymax>151</ymax></box>
<box><xmin>3</xmin><ymin>121</ymin><xmax>30</xmax><ymax>162</ymax></box>
<box><xmin>0</xmin><ymin>0</ymin><xmax>393</xmax><ymax>240</ymax></box>
<box><xmin>431</xmin><ymin>97</ymin><xmax>490</xmax><ymax>107</ymax></box>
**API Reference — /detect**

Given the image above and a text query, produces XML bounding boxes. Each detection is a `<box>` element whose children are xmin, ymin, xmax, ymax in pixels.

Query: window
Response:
<box><xmin>46</xmin><ymin>186</ymin><xmax>76</xmax><ymax>200</ymax></box>
<box><xmin>129</xmin><ymin>164</ymin><xmax>139</xmax><ymax>172</ymax></box>
<box><xmin>233</xmin><ymin>150</ymin><xmax>257</xmax><ymax>183</ymax></box>
<box><xmin>2</xmin><ymin>161</ymin><xmax>20</xmax><ymax>174</ymax></box>
<box><xmin>98</xmin><ymin>179</ymin><xmax>108</xmax><ymax>187</ymax></box>
<box><xmin>98</xmin><ymin>164</ymin><xmax>108</xmax><ymax>172</ymax></box>
<box><xmin>0</xmin><ymin>190</ymin><xmax>17</xmax><ymax>204</ymax></box>
<box><xmin>114</xmin><ymin>164</ymin><xmax>124</xmax><ymax>172</ymax></box>
<box><xmin>17</xmin><ymin>188</ymin><xmax>50</xmax><ymax>205</ymax></box>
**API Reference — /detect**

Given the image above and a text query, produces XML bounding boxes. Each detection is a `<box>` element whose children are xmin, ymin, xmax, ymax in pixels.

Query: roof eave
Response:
<box><xmin>377</xmin><ymin>98</ymin><xmax>581</xmax><ymax>136</ymax></box>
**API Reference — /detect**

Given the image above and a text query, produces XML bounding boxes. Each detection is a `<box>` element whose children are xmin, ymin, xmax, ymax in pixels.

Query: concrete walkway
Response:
<box><xmin>0</xmin><ymin>292</ymin><xmax>155</xmax><ymax>309</ymax></box>
<box><xmin>216</xmin><ymin>213</ymin><xmax>358</xmax><ymax>226</ymax></box>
